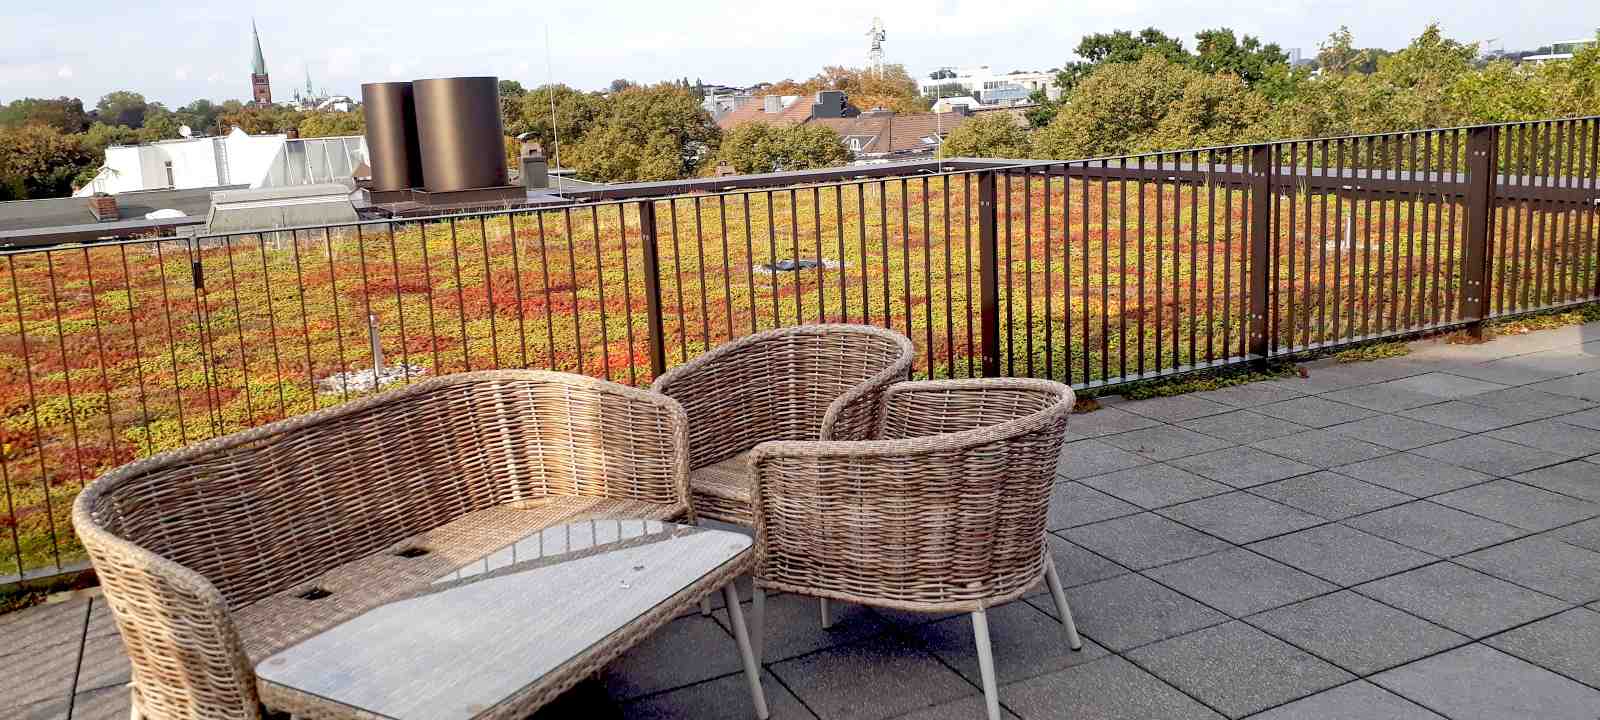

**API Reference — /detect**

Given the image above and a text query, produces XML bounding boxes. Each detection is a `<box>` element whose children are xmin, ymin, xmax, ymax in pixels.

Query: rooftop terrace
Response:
<box><xmin>8</xmin><ymin>319</ymin><xmax>1599</xmax><ymax>720</ymax></box>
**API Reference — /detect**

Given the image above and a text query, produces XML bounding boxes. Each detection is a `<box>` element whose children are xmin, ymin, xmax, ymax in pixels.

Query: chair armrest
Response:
<box><xmin>875</xmin><ymin>378</ymin><xmax>1076</xmax><ymax>440</ymax></box>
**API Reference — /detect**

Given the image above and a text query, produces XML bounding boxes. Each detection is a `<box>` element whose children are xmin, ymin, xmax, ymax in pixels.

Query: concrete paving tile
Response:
<box><xmin>1167</xmin><ymin>446</ymin><xmax>1319</xmax><ymax>489</ymax></box>
<box><xmin>1333</xmin><ymin>452</ymin><xmax>1494</xmax><ymax>497</ymax></box>
<box><xmin>1319</xmin><ymin>384</ymin><xmax>1443</xmax><ymax>413</ymax></box>
<box><xmin>1252</xmin><ymin>471</ymin><xmax>1413</xmax><ymax>520</ymax></box>
<box><xmin>1511</xmin><ymin>460</ymin><xmax>1600</xmax><ymax>503</ymax></box>
<box><xmin>1034</xmin><ymin>573</ymin><xmax>1227</xmax><ymax>652</ymax></box>
<box><xmin>1156</xmin><ymin>492</ymin><xmax>1324</xmax><ymax>544</ymax></box>
<box><xmin>1065</xmin><ymin>406</ymin><xmax>1161</xmax><ymax>438</ymax></box>
<box><xmin>1250</xmin><ymin>429</ymin><xmax>1394</xmax><ymax>468</ymax></box>
<box><xmin>1409</xmin><ymin>436</ymin><xmax>1562</xmax><ymax>477</ymax></box>
<box><xmin>1395</xmin><ymin>400</ymin><xmax>1545</xmax><ymax>433</ymax></box>
<box><xmin>909</xmin><ymin>601</ymin><xmax>1108</xmax><ymax>685</ymax></box>
<box><xmin>1042</xmin><ymin>534</ymin><xmax>1128</xmax><ymax>589</ymax></box>
<box><xmin>1555</xmin><ymin>517</ymin><xmax>1600</xmax><ymax>553</ymax></box>
<box><xmin>1193</xmin><ymin>382</ymin><xmax>1307</xmax><ymax>408</ymax></box>
<box><xmin>887</xmin><ymin>695</ymin><xmax>1018</xmax><ymax>720</ymax></box>
<box><xmin>769</xmin><ymin>634</ymin><xmax>975</xmax><ymax>720</ymax></box>
<box><xmin>1484</xmin><ymin>607</ymin><xmax>1600</xmax><ymax>689</ymax></box>
<box><xmin>1457</xmin><ymin>535</ymin><xmax>1600</xmax><ymax>605</ymax></box>
<box><xmin>1080</xmin><ymin>463</ymin><xmax>1233</xmax><ymax>510</ymax></box>
<box><xmin>1126</xmin><ymin>621</ymin><xmax>1353</xmax><ymax>719</ymax></box>
<box><xmin>1432</xmin><ymin>479</ymin><xmax>1600</xmax><ymax>532</ymax></box>
<box><xmin>1177</xmin><ymin>410</ymin><xmax>1311</xmax><ymax>444</ymax></box>
<box><xmin>1459</xmin><ymin>386</ymin><xmax>1598</xmax><ymax>418</ymax></box>
<box><xmin>1099</xmin><ymin>425</ymin><xmax>1234</xmax><ymax>462</ymax></box>
<box><xmin>1251</xmin><ymin>397</ymin><xmax>1378</xmax><ymax>428</ymax></box>
<box><xmin>623</xmin><ymin>670</ymin><xmax>817</xmax><ymax>720</ymax></box>
<box><xmin>1245</xmin><ymin>681</ymin><xmax>1445</xmax><ymax>720</ymax></box>
<box><xmin>1443</xmin><ymin>359</ymin><xmax>1572</xmax><ymax>387</ymax></box>
<box><xmin>1372</xmin><ymin>644</ymin><xmax>1600</xmax><ymax>720</ymax></box>
<box><xmin>1247</xmin><ymin>591</ymin><xmax>1468</xmax><ymax>676</ymax></box>
<box><xmin>1056</xmin><ymin>439</ymin><xmax>1152</xmax><ymax>480</ymax></box>
<box><xmin>1555</xmin><ymin>406</ymin><xmax>1600</xmax><ymax>430</ymax></box>
<box><xmin>1116</xmin><ymin>394</ymin><xmax>1236</xmax><ymax>423</ymax></box>
<box><xmin>715</xmin><ymin>593</ymin><xmax>889</xmax><ymax>664</ymax></box>
<box><xmin>1062</xmin><ymin>513</ymin><xmax>1231</xmax><ymax>570</ymax></box>
<box><xmin>1248</xmin><ymin>524</ymin><xmax>1436</xmax><ymax>587</ymax></box>
<box><xmin>1381</xmin><ymin>372</ymin><xmax>1508</xmax><ymax>399</ymax></box>
<box><xmin>1485</xmin><ymin>418</ymin><xmax>1600</xmax><ymax>457</ymax></box>
<box><xmin>1046</xmin><ymin>481</ymin><xmax>1141</xmax><ymax>530</ymax></box>
<box><xmin>602</xmin><ymin>615</ymin><xmax>742</xmax><ymax>700</ymax></box>
<box><xmin>1144</xmin><ymin>548</ymin><xmax>1336</xmax><ymax>618</ymax></box>
<box><xmin>1345</xmin><ymin>501</ymin><xmax>1527</xmax><ymax>557</ymax></box>
<box><xmin>1002</xmin><ymin>655</ymin><xmax>1225</xmax><ymax>720</ymax></box>
<box><xmin>1323</xmin><ymin>414</ymin><xmax>1466</xmax><ymax>451</ymax></box>
<box><xmin>1524</xmin><ymin>372</ymin><xmax>1600</xmax><ymax>402</ymax></box>
<box><xmin>1354</xmin><ymin>563</ymin><xmax>1568</xmax><ymax>638</ymax></box>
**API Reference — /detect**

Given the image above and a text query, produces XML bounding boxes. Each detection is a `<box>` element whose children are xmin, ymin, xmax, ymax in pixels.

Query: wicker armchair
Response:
<box><xmin>747</xmin><ymin>378</ymin><xmax>1081</xmax><ymax>720</ymax></box>
<box><xmin>72</xmin><ymin>370</ymin><xmax>689</xmax><ymax>720</ymax></box>
<box><xmin>649</xmin><ymin>324</ymin><xmax>915</xmax><ymax>525</ymax></box>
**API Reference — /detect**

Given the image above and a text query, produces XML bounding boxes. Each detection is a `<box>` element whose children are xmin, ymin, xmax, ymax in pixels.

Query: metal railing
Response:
<box><xmin>2</xmin><ymin>116</ymin><xmax>1597</xmax><ymax>584</ymax></box>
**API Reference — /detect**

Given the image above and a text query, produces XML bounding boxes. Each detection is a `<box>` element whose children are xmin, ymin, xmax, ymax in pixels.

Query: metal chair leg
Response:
<box><xmin>819</xmin><ymin>598</ymin><xmax>833</xmax><ymax>629</ymax></box>
<box><xmin>971</xmin><ymin>608</ymin><xmax>1002</xmax><ymax>720</ymax></box>
<box><xmin>1043</xmin><ymin>553</ymin><xmax>1084</xmax><ymax>650</ymax></box>
<box><xmin>724</xmin><ymin>583</ymin><xmax>770</xmax><ymax>719</ymax></box>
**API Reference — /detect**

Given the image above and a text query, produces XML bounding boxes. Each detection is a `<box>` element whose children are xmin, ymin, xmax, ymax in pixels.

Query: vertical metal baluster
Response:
<box><xmin>1136</xmin><ymin>158</ymin><xmax>1146</xmax><ymax>376</ymax></box>
<box><xmin>535</xmin><ymin>213</ymin><xmax>556</xmax><ymax>367</ymax></box>
<box><xmin>669</xmin><ymin>199</ymin><xmax>688</xmax><ymax>360</ymax></box>
<box><xmin>478</xmin><ymin>217</ymin><xmax>500</xmax><ymax>368</ymax></box>
<box><xmin>1045</xmin><ymin>166</ymin><xmax>1056</xmax><ymax>379</ymax></box>
<box><xmin>7</xmin><ymin>255</ymin><xmax>61</xmax><ymax>568</ymax></box>
<box><xmin>923</xmin><ymin>177</ymin><xmax>935</xmax><ymax>375</ymax></box>
<box><xmin>694</xmin><ymin>197</ymin><xmax>711</xmax><ymax>344</ymax></box>
<box><xmin>563</xmin><ymin>210</ymin><xmax>584</xmax><ymax>374</ymax></box>
<box><xmin>590</xmin><ymin>207</ymin><xmax>612</xmax><ymax>381</ymax></box>
<box><xmin>617</xmin><ymin>206</ymin><xmax>637</xmax><ymax>384</ymax></box>
<box><xmin>508</xmin><ymin>215</ymin><xmax>529</xmax><ymax>368</ymax></box>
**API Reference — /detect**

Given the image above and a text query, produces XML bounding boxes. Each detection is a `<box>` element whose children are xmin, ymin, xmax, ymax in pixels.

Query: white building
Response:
<box><xmin>930</xmin><ymin>96</ymin><xmax>982</xmax><ymax>113</ymax></box>
<box><xmin>74</xmin><ymin>128</ymin><xmax>368</xmax><ymax>197</ymax></box>
<box><xmin>920</xmin><ymin>66</ymin><xmax>1060</xmax><ymax>103</ymax></box>
<box><xmin>1523</xmin><ymin>38</ymin><xmax>1595</xmax><ymax>63</ymax></box>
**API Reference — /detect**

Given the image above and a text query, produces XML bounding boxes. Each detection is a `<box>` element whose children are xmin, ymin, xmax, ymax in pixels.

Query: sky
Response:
<box><xmin>1</xmin><ymin>0</ymin><xmax>1597</xmax><ymax>107</ymax></box>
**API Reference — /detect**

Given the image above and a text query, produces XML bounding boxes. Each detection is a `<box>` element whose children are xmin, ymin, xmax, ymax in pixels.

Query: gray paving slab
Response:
<box><xmin>1382</xmin><ymin>372</ymin><xmax>1509</xmax><ymax>399</ymax></box>
<box><xmin>1409</xmin><ymin>436</ymin><xmax>1563</xmax><ymax>477</ymax></box>
<box><xmin>1193</xmin><ymin>382</ymin><xmax>1307</xmax><ymax>408</ymax></box>
<box><xmin>1345</xmin><ymin>501</ymin><xmax>1528</xmax><ymax>557</ymax></box>
<box><xmin>1443</xmin><ymin>358</ymin><xmax>1573</xmax><ymax>387</ymax></box>
<box><xmin>1246</xmin><ymin>591</ymin><xmax>1469</xmax><ymax>676</ymax></box>
<box><xmin>714</xmin><ymin>593</ymin><xmax>889</xmax><ymax>664</ymax></box>
<box><xmin>1555</xmin><ymin>517</ymin><xmax>1600</xmax><ymax>553</ymax></box>
<box><xmin>769</xmin><ymin>634</ymin><xmax>975</xmax><ymax>720</ymax></box>
<box><xmin>1511</xmin><ymin>460</ymin><xmax>1600</xmax><ymax>503</ymax></box>
<box><xmin>1459</xmin><ymin>385</ymin><xmax>1598</xmax><ymax>418</ymax></box>
<box><xmin>1062</xmin><ymin>513</ymin><xmax>1232</xmax><ymax>570</ymax></box>
<box><xmin>1431</xmin><ymin>479</ymin><xmax>1600</xmax><ymax>531</ymax></box>
<box><xmin>601</xmin><ymin>614</ymin><xmax>743</xmax><ymax>700</ymax></box>
<box><xmin>1079</xmin><ymin>463</ymin><xmax>1233</xmax><ymax>510</ymax></box>
<box><xmin>1156</xmin><ymin>492</ymin><xmax>1324</xmax><ymax>544</ymax></box>
<box><xmin>1056</xmin><ymin>439</ymin><xmax>1152</xmax><ymax>480</ymax></box>
<box><xmin>908</xmin><ymin>601</ymin><xmax>1108</xmax><ymax>685</ymax></box>
<box><xmin>1001</xmin><ymin>655</ymin><xmax>1225</xmax><ymax>720</ymax></box>
<box><xmin>1372</xmin><ymin>644</ymin><xmax>1600</xmax><ymax>720</ymax></box>
<box><xmin>1114</xmin><ymin>394</ymin><xmax>1236</xmax><ymax>422</ymax></box>
<box><xmin>1323</xmin><ymin>414</ymin><xmax>1467</xmax><ymax>451</ymax></box>
<box><xmin>1486</xmin><ymin>418</ymin><xmax>1600</xmax><ymax>457</ymax></box>
<box><xmin>1248</xmin><ymin>524</ymin><xmax>1437</xmax><ymax>587</ymax></box>
<box><xmin>1555</xmin><ymin>406</ymin><xmax>1600</xmax><ymax>430</ymax></box>
<box><xmin>1244</xmin><ymin>681</ymin><xmax>1445</xmax><ymax>720</ymax></box>
<box><xmin>1042</xmin><ymin>534</ymin><xmax>1128</xmax><ymax>589</ymax></box>
<box><xmin>886</xmin><ymin>695</ymin><xmax>1019</xmax><ymax>720</ymax></box>
<box><xmin>1456</xmin><ymin>535</ymin><xmax>1600</xmax><ymax>605</ymax></box>
<box><xmin>1491</xmin><ymin>348</ymin><xmax>1600</xmax><ymax>375</ymax></box>
<box><xmin>1252</xmin><ymin>471</ymin><xmax>1414</xmax><ymax>520</ymax></box>
<box><xmin>1177</xmin><ymin>410</ymin><xmax>1311</xmax><ymax>444</ymax></box>
<box><xmin>1065</xmin><ymin>406</ymin><xmax>1162</xmax><ymax>438</ymax></box>
<box><xmin>622</xmin><ymin>670</ymin><xmax>818</xmax><ymax>720</ymax></box>
<box><xmin>1319</xmin><ymin>384</ymin><xmax>1444</xmax><ymax>413</ymax></box>
<box><xmin>1126</xmin><ymin>621</ymin><xmax>1353</xmax><ymax>719</ymax></box>
<box><xmin>1038</xmin><ymin>573</ymin><xmax>1228</xmax><ymax>651</ymax></box>
<box><xmin>1046</xmin><ymin>481</ymin><xmax>1141</xmax><ymax>530</ymax></box>
<box><xmin>1483</xmin><ymin>607</ymin><xmax>1600</xmax><ymax>689</ymax></box>
<box><xmin>1251</xmin><ymin>396</ymin><xmax>1379</xmax><ymax>428</ymax></box>
<box><xmin>1354</xmin><ymin>563</ymin><xmax>1569</xmax><ymax>638</ymax></box>
<box><xmin>1098</xmin><ymin>425</ymin><xmax>1234</xmax><ymax>462</ymax></box>
<box><xmin>1395</xmin><ymin>400</ymin><xmax>1547</xmax><ymax>433</ymax></box>
<box><xmin>1333</xmin><ymin>452</ymin><xmax>1494</xmax><ymax>497</ymax></box>
<box><xmin>1250</xmin><ymin>429</ymin><xmax>1395</xmax><ymax>468</ymax></box>
<box><xmin>1524</xmin><ymin>372</ymin><xmax>1600</xmax><ymax>402</ymax></box>
<box><xmin>1167</xmin><ymin>446</ymin><xmax>1320</xmax><ymax>489</ymax></box>
<box><xmin>1143</xmin><ymin>548</ymin><xmax>1336</xmax><ymax>618</ymax></box>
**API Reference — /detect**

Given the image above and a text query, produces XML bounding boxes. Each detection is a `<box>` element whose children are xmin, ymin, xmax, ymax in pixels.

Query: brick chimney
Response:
<box><xmin>87</xmin><ymin>193</ymin><xmax>119</xmax><ymax>222</ymax></box>
<box><xmin>284</xmin><ymin>127</ymin><xmax>299</xmax><ymax>139</ymax></box>
<box><xmin>715</xmin><ymin>161</ymin><xmax>736</xmax><ymax>177</ymax></box>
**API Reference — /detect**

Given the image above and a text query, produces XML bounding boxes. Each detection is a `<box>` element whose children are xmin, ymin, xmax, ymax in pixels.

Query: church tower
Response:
<box><xmin>250</xmin><ymin>20</ymin><xmax>272</xmax><ymax>105</ymax></box>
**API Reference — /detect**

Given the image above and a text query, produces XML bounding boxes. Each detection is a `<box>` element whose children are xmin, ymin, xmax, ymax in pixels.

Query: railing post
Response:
<box><xmin>638</xmin><ymin>199</ymin><xmax>669</xmax><ymax>381</ymax></box>
<box><xmin>977</xmin><ymin>170</ymin><xmax>1001</xmax><ymax>377</ymax></box>
<box><xmin>1461</xmin><ymin>126</ymin><xmax>1498</xmax><ymax>337</ymax></box>
<box><xmin>1248</xmin><ymin>144</ymin><xmax>1273</xmax><ymax>360</ymax></box>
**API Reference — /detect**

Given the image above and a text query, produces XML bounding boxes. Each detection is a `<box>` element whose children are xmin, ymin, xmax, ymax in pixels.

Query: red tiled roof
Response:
<box><xmin>809</xmin><ymin>111</ymin><xmax>971</xmax><ymax>155</ymax></box>
<box><xmin>716</xmin><ymin>96</ymin><xmax>815</xmax><ymax>130</ymax></box>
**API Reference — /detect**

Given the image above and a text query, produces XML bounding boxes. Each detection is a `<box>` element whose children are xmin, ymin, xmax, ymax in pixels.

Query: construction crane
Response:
<box><xmin>867</xmin><ymin>17</ymin><xmax>886</xmax><ymax>78</ymax></box>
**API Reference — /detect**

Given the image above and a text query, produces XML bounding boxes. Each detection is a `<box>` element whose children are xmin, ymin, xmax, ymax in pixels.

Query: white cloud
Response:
<box><xmin>206</xmin><ymin>72</ymin><xmax>224</xmax><ymax>85</ymax></box>
<box><xmin>57</xmin><ymin>65</ymin><xmax>73</xmax><ymax>79</ymax></box>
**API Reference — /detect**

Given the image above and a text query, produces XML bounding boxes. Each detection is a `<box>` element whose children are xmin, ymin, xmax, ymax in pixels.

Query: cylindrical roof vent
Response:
<box><xmin>361</xmin><ymin>82</ymin><xmax>423</xmax><ymax>192</ymax></box>
<box><xmin>412</xmin><ymin>77</ymin><xmax>508</xmax><ymax>193</ymax></box>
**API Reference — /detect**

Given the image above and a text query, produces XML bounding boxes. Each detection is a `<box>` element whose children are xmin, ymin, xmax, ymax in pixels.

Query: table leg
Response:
<box><xmin>723</xmin><ymin>583</ymin><xmax>770</xmax><ymax>720</ymax></box>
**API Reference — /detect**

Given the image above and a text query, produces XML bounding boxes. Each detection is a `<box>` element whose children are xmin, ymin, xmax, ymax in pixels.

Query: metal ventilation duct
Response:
<box><xmin>361</xmin><ymin>82</ymin><xmax>423</xmax><ymax>192</ymax></box>
<box><xmin>412</xmin><ymin>77</ymin><xmax>508</xmax><ymax>193</ymax></box>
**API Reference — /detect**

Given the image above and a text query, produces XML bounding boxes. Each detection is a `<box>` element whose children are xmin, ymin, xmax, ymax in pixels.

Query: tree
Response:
<box><xmin>937</xmin><ymin>113</ymin><xmax>1031</xmax><ymax>158</ymax></box>
<box><xmin>508</xmin><ymin>84</ymin><xmax>608</xmax><ymax>158</ymax></box>
<box><xmin>0</xmin><ymin>124</ymin><xmax>94</xmax><ymax>199</ymax></box>
<box><xmin>609</xmin><ymin>79</ymin><xmax>637</xmax><ymax>94</ymax></box>
<box><xmin>0</xmin><ymin>97</ymin><xmax>90</xmax><ymax>134</ymax></box>
<box><xmin>714</xmin><ymin>122</ymin><xmax>850</xmax><ymax>173</ymax></box>
<box><xmin>565</xmin><ymin>83</ymin><xmax>718</xmax><ymax>182</ymax></box>
<box><xmin>298</xmin><ymin>109</ymin><xmax>366</xmax><ymax>138</ymax></box>
<box><xmin>95</xmin><ymin>91</ymin><xmax>150</xmax><ymax>128</ymax></box>
<box><xmin>1315</xmin><ymin>26</ymin><xmax>1391</xmax><ymax>75</ymax></box>
<box><xmin>497</xmin><ymin>80</ymin><xmax>527</xmax><ymax>130</ymax></box>
<box><xmin>1055</xmin><ymin>28</ymin><xmax>1190</xmax><ymax>93</ymax></box>
<box><xmin>218</xmin><ymin>105</ymin><xmax>305</xmax><ymax>134</ymax></box>
<box><xmin>1193</xmin><ymin>28</ymin><xmax>1288</xmax><ymax>86</ymax></box>
<box><xmin>756</xmin><ymin>64</ymin><xmax>924</xmax><ymax>114</ymax></box>
<box><xmin>173</xmin><ymin>99</ymin><xmax>223</xmax><ymax>135</ymax></box>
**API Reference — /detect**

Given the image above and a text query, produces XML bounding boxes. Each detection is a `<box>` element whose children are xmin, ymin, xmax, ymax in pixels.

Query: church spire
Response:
<box><xmin>251</xmin><ymin>19</ymin><xmax>267</xmax><ymax>76</ymax></box>
<box><xmin>250</xmin><ymin>19</ymin><xmax>273</xmax><ymax>105</ymax></box>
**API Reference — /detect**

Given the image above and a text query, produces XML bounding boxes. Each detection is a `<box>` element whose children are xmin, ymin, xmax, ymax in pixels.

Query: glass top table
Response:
<box><xmin>254</xmin><ymin>519</ymin><xmax>767</xmax><ymax>720</ymax></box>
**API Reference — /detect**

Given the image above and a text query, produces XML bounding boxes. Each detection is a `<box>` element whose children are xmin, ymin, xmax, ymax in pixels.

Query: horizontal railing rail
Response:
<box><xmin>1</xmin><ymin>115</ymin><xmax>1597</xmax><ymax>585</ymax></box>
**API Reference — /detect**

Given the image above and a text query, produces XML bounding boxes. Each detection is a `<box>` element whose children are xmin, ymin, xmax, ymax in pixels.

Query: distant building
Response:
<box><xmin>930</xmin><ymin>96</ymin><xmax>982</xmax><ymax>113</ymax></box>
<box><xmin>810</xmin><ymin>108</ymin><xmax>973</xmax><ymax>160</ymax></box>
<box><xmin>291</xmin><ymin>68</ymin><xmax>356</xmax><ymax>112</ymax></box>
<box><xmin>73</xmin><ymin>127</ymin><xmax>368</xmax><ymax>196</ymax></box>
<box><xmin>250</xmin><ymin>20</ymin><xmax>272</xmax><ymax>104</ymax></box>
<box><xmin>1523</xmin><ymin>38</ymin><xmax>1596</xmax><ymax>63</ymax></box>
<box><xmin>919</xmin><ymin>66</ymin><xmax>1059</xmax><ymax>104</ymax></box>
<box><xmin>715</xmin><ymin>91</ymin><xmax>859</xmax><ymax>131</ymax></box>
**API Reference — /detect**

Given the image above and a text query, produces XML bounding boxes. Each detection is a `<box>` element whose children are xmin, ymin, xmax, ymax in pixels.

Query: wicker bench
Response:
<box><xmin>73</xmin><ymin>370</ymin><xmax>690</xmax><ymax>720</ymax></box>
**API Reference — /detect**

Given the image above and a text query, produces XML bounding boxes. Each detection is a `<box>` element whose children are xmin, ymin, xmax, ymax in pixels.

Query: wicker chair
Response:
<box><xmin>72</xmin><ymin>370</ymin><xmax>690</xmax><ymax>720</ymax></box>
<box><xmin>747</xmin><ymin>377</ymin><xmax>1081</xmax><ymax>720</ymax></box>
<box><xmin>649</xmin><ymin>324</ymin><xmax>915</xmax><ymax>526</ymax></box>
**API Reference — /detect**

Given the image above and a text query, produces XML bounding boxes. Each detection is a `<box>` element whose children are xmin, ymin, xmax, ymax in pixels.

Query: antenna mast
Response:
<box><xmin>545</xmin><ymin>25</ymin><xmax>562</xmax><ymax>187</ymax></box>
<box><xmin>867</xmin><ymin>17</ymin><xmax>886</xmax><ymax>79</ymax></box>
